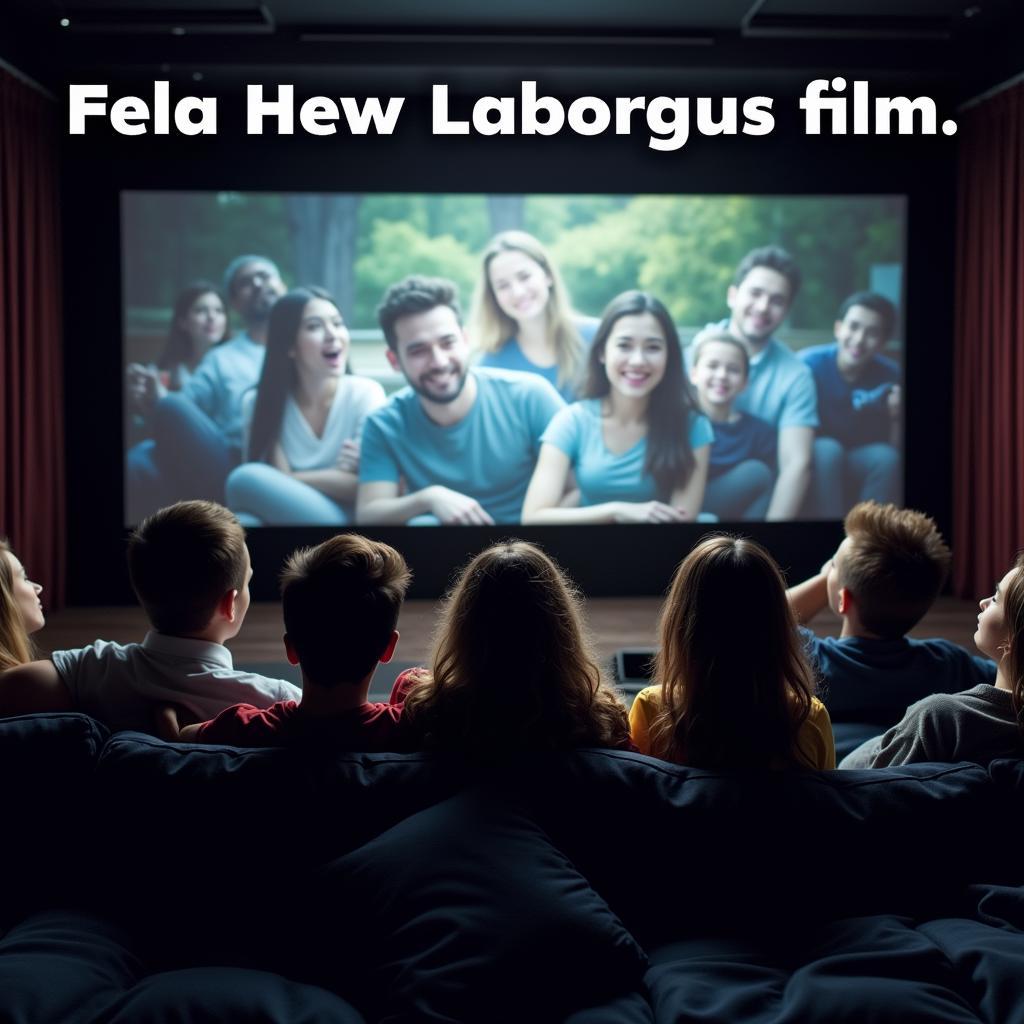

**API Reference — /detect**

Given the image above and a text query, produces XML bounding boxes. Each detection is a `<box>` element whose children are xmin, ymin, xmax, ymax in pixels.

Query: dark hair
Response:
<box><xmin>401</xmin><ymin>541</ymin><xmax>630</xmax><ymax>756</ymax></box>
<box><xmin>836</xmin><ymin>291</ymin><xmax>898</xmax><ymax>342</ymax></box>
<box><xmin>127</xmin><ymin>501</ymin><xmax>249</xmax><ymax>636</ymax></box>
<box><xmin>280</xmin><ymin>534</ymin><xmax>411</xmax><ymax>686</ymax></box>
<box><xmin>838</xmin><ymin>501</ymin><xmax>951</xmax><ymax>638</ymax></box>
<box><xmin>157</xmin><ymin>281</ymin><xmax>229</xmax><ymax>374</ymax></box>
<box><xmin>377</xmin><ymin>275</ymin><xmax>462</xmax><ymax>351</ymax></box>
<box><xmin>650</xmin><ymin>535</ymin><xmax>816</xmax><ymax>770</ymax></box>
<box><xmin>732</xmin><ymin>245</ymin><xmax>802</xmax><ymax>302</ymax></box>
<box><xmin>581</xmin><ymin>291</ymin><xmax>697</xmax><ymax>497</ymax></box>
<box><xmin>247</xmin><ymin>286</ymin><xmax>347</xmax><ymax>463</ymax></box>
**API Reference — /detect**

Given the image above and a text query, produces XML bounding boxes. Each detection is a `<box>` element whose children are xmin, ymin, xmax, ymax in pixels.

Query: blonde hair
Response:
<box><xmin>690</xmin><ymin>329</ymin><xmax>750</xmax><ymax>378</ymax></box>
<box><xmin>838</xmin><ymin>501</ymin><xmax>951</xmax><ymax>638</ymax></box>
<box><xmin>649</xmin><ymin>535</ymin><xmax>816</xmax><ymax>770</ymax></box>
<box><xmin>402</xmin><ymin>541</ymin><xmax>630</xmax><ymax>756</ymax></box>
<box><xmin>469</xmin><ymin>231</ymin><xmax>583</xmax><ymax>390</ymax></box>
<box><xmin>0</xmin><ymin>539</ymin><xmax>36</xmax><ymax>670</ymax></box>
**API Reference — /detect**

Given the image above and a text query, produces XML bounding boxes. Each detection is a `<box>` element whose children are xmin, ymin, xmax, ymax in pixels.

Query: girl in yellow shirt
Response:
<box><xmin>630</xmin><ymin>535</ymin><xmax>835</xmax><ymax>770</ymax></box>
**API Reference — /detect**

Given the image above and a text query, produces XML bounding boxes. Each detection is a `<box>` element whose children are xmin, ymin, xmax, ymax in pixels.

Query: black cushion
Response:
<box><xmin>304</xmin><ymin>789</ymin><xmax>649</xmax><ymax>1024</ymax></box>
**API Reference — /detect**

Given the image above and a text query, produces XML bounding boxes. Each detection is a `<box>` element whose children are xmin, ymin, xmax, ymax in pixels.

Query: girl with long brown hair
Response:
<box><xmin>630</xmin><ymin>535</ymin><xmax>835</xmax><ymax>770</ymax></box>
<box><xmin>401</xmin><ymin>540</ymin><xmax>631</xmax><ymax>755</ymax></box>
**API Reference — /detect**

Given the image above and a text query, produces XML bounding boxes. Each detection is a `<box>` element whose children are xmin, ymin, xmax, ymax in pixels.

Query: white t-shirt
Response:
<box><xmin>51</xmin><ymin>632</ymin><xmax>301</xmax><ymax>734</ymax></box>
<box><xmin>242</xmin><ymin>375</ymin><xmax>386</xmax><ymax>467</ymax></box>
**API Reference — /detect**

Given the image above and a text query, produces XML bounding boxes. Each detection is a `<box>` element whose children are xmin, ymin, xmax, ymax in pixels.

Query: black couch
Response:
<box><xmin>3</xmin><ymin>711</ymin><xmax>1024</xmax><ymax>1023</ymax></box>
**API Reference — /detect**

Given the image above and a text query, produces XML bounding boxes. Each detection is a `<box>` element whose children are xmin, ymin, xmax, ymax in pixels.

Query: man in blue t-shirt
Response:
<box><xmin>799</xmin><ymin>291</ymin><xmax>902</xmax><ymax>517</ymax></box>
<box><xmin>787</xmin><ymin>501</ymin><xmax>996</xmax><ymax>753</ymax></box>
<box><xmin>356</xmin><ymin>275</ymin><xmax>565</xmax><ymax>525</ymax></box>
<box><xmin>703</xmin><ymin>245</ymin><xmax>818</xmax><ymax>520</ymax></box>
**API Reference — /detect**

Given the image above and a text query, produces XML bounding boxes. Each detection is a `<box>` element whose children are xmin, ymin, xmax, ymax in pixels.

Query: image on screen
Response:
<box><xmin>122</xmin><ymin>191</ymin><xmax>905</xmax><ymax>528</ymax></box>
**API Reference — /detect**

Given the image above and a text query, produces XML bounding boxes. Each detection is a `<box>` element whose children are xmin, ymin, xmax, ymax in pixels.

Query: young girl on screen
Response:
<box><xmin>688</xmin><ymin>331</ymin><xmax>775</xmax><ymax>521</ymax></box>
<box><xmin>521</xmin><ymin>291</ymin><xmax>711</xmax><ymax>524</ymax></box>
<box><xmin>400</xmin><ymin>541</ymin><xmax>632</xmax><ymax>756</ymax></box>
<box><xmin>126</xmin><ymin>282</ymin><xmax>230</xmax><ymax>412</ymax></box>
<box><xmin>225</xmin><ymin>287</ymin><xmax>385</xmax><ymax>525</ymax></box>
<box><xmin>840</xmin><ymin>553</ymin><xmax>1024</xmax><ymax>768</ymax></box>
<box><xmin>0</xmin><ymin>539</ymin><xmax>44</xmax><ymax>671</ymax></box>
<box><xmin>470</xmin><ymin>230</ymin><xmax>595</xmax><ymax>401</ymax></box>
<box><xmin>630</xmin><ymin>535</ymin><xmax>835</xmax><ymax>770</ymax></box>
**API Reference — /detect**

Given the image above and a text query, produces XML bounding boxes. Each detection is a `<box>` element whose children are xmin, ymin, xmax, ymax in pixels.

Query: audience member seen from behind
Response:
<box><xmin>357</xmin><ymin>276</ymin><xmax>564</xmax><ymax>526</ymax></box>
<box><xmin>400</xmin><ymin>541</ymin><xmax>632</xmax><ymax>757</ymax></box>
<box><xmin>702</xmin><ymin>245</ymin><xmax>817</xmax><ymax>519</ymax></box>
<box><xmin>630</xmin><ymin>535</ymin><xmax>835</xmax><ymax>769</ymax></box>
<box><xmin>126</xmin><ymin>281</ymin><xmax>230</xmax><ymax>414</ymax></box>
<box><xmin>226</xmin><ymin>287</ymin><xmax>385</xmax><ymax>525</ymax></box>
<box><xmin>840</xmin><ymin>552</ymin><xmax>1024</xmax><ymax>769</ymax></box>
<box><xmin>522</xmin><ymin>291</ymin><xmax>711</xmax><ymax>525</ymax></box>
<box><xmin>688</xmin><ymin>330</ymin><xmax>775</xmax><ymax>521</ymax></box>
<box><xmin>0</xmin><ymin>539</ymin><xmax>44</xmax><ymax>673</ymax></box>
<box><xmin>0</xmin><ymin>501</ymin><xmax>299</xmax><ymax>730</ymax></box>
<box><xmin>470</xmin><ymin>230</ymin><xmax>596</xmax><ymax>401</ymax></box>
<box><xmin>800</xmin><ymin>292</ymin><xmax>902</xmax><ymax>516</ymax></box>
<box><xmin>168</xmin><ymin>534</ymin><xmax>411</xmax><ymax>749</ymax></box>
<box><xmin>787</xmin><ymin>501</ymin><xmax>993</xmax><ymax>731</ymax></box>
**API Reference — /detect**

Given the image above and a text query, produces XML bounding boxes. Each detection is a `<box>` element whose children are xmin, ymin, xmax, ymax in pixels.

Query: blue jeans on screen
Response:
<box><xmin>226</xmin><ymin>463</ymin><xmax>349</xmax><ymax>526</ymax></box>
<box><xmin>703</xmin><ymin>459</ymin><xmax>773</xmax><ymax>521</ymax></box>
<box><xmin>810</xmin><ymin>437</ymin><xmax>901</xmax><ymax>518</ymax></box>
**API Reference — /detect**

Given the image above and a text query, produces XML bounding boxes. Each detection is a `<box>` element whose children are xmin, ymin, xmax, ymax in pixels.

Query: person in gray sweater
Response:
<box><xmin>841</xmin><ymin>552</ymin><xmax>1024</xmax><ymax>768</ymax></box>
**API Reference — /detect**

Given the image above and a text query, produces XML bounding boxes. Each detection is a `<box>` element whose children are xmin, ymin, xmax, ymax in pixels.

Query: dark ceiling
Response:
<box><xmin>3</xmin><ymin>0</ymin><xmax>1022</xmax><ymax>104</ymax></box>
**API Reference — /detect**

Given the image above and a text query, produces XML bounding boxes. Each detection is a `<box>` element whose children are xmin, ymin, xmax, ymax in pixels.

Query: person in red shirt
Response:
<box><xmin>165</xmin><ymin>533</ymin><xmax>412</xmax><ymax>749</ymax></box>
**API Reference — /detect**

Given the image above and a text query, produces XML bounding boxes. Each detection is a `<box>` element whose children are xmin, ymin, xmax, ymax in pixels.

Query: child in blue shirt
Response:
<box><xmin>522</xmin><ymin>291</ymin><xmax>711</xmax><ymax>524</ymax></box>
<box><xmin>786</xmin><ymin>501</ymin><xmax>996</xmax><ymax>757</ymax></box>
<box><xmin>688</xmin><ymin>330</ymin><xmax>776</xmax><ymax>521</ymax></box>
<box><xmin>800</xmin><ymin>291</ymin><xmax>902</xmax><ymax>516</ymax></box>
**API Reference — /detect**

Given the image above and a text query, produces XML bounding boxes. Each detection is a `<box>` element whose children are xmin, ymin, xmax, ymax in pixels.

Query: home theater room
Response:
<box><xmin>2</xmin><ymin>0</ymin><xmax>1024</xmax><ymax>1020</ymax></box>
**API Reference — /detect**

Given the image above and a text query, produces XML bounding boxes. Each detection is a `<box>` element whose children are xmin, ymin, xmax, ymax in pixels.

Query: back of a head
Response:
<box><xmin>408</xmin><ymin>541</ymin><xmax>623</xmax><ymax>754</ymax></box>
<box><xmin>0</xmin><ymin>538</ymin><xmax>33</xmax><ymax>670</ymax></box>
<box><xmin>280</xmin><ymin>534</ymin><xmax>410</xmax><ymax>686</ymax></box>
<box><xmin>839</xmin><ymin>502</ymin><xmax>951</xmax><ymax>638</ymax></box>
<box><xmin>377</xmin><ymin>275</ymin><xmax>461</xmax><ymax>350</ymax></box>
<box><xmin>653</xmin><ymin>535</ymin><xmax>813</xmax><ymax>769</ymax></box>
<box><xmin>127</xmin><ymin>501</ymin><xmax>248</xmax><ymax>637</ymax></box>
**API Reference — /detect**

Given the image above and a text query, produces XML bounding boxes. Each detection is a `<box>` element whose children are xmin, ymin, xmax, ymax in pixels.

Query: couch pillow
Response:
<box><xmin>305</xmin><ymin>789</ymin><xmax>648</xmax><ymax>1024</ymax></box>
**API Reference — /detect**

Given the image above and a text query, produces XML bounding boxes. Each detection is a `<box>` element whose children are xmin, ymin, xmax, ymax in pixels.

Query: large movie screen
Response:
<box><xmin>122</xmin><ymin>191</ymin><xmax>905</xmax><ymax>527</ymax></box>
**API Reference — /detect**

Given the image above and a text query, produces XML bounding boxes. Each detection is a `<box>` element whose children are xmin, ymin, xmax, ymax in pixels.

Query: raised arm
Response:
<box><xmin>786</xmin><ymin>558</ymin><xmax>833</xmax><ymax>623</ymax></box>
<box><xmin>0</xmin><ymin>660</ymin><xmax>74</xmax><ymax>717</ymax></box>
<box><xmin>767</xmin><ymin>425</ymin><xmax>814</xmax><ymax>520</ymax></box>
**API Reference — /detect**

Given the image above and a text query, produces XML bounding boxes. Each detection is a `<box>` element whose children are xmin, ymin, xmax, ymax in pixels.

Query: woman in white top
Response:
<box><xmin>226</xmin><ymin>287</ymin><xmax>385</xmax><ymax>525</ymax></box>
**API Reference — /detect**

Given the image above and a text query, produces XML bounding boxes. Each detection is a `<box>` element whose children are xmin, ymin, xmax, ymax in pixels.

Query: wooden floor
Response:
<box><xmin>38</xmin><ymin>595</ymin><xmax>982</xmax><ymax>667</ymax></box>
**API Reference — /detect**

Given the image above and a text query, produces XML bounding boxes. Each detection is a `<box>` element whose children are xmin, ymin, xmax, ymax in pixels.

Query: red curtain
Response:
<box><xmin>0</xmin><ymin>67</ymin><xmax>65</xmax><ymax>607</ymax></box>
<box><xmin>952</xmin><ymin>81</ymin><xmax>1024</xmax><ymax>599</ymax></box>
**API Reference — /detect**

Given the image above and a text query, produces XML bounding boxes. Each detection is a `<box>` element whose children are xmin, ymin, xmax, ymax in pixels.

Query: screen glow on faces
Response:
<box><xmin>726</xmin><ymin>266</ymin><xmax>792</xmax><ymax>345</ymax></box>
<box><xmin>3</xmin><ymin>551</ymin><xmax>44</xmax><ymax>634</ymax></box>
<box><xmin>389</xmin><ymin>305</ymin><xmax>471</xmax><ymax>405</ymax></box>
<box><xmin>487</xmin><ymin>250</ymin><xmax>553</xmax><ymax>324</ymax></box>
<box><xmin>690</xmin><ymin>340</ymin><xmax>748</xmax><ymax>409</ymax></box>
<box><xmin>180</xmin><ymin>291</ymin><xmax>227</xmax><ymax>347</ymax></box>
<box><xmin>291</xmin><ymin>298</ymin><xmax>349</xmax><ymax>379</ymax></box>
<box><xmin>601</xmin><ymin>312</ymin><xmax>669</xmax><ymax>401</ymax></box>
<box><xmin>975</xmin><ymin>566</ymin><xmax>1018</xmax><ymax>660</ymax></box>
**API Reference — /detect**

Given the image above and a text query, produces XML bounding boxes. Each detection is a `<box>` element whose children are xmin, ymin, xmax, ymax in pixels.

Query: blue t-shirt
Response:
<box><xmin>182</xmin><ymin>331</ymin><xmax>266</xmax><ymax>448</ymax></box>
<box><xmin>694</xmin><ymin>322</ymin><xmax>819</xmax><ymax>430</ymax></box>
<box><xmin>799</xmin><ymin>625</ymin><xmax>997</xmax><ymax>727</ymax></box>
<box><xmin>541</xmin><ymin>399</ymin><xmax>713</xmax><ymax>506</ymax></box>
<box><xmin>359</xmin><ymin>368</ymin><xmax>564</xmax><ymax>524</ymax></box>
<box><xmin>478</xmin><ymin>317</ymin><xmax>599</xmax><ymax>402</ymax></box>
<box><xmin>708</xmin><ymin>412</ymin><xmax>776</xmax><ymax>479</ymax></box>
<box><xmin>799</xmin><ymin>342</ymin><xmax>900</xmax><ymax>448</ymax></box>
